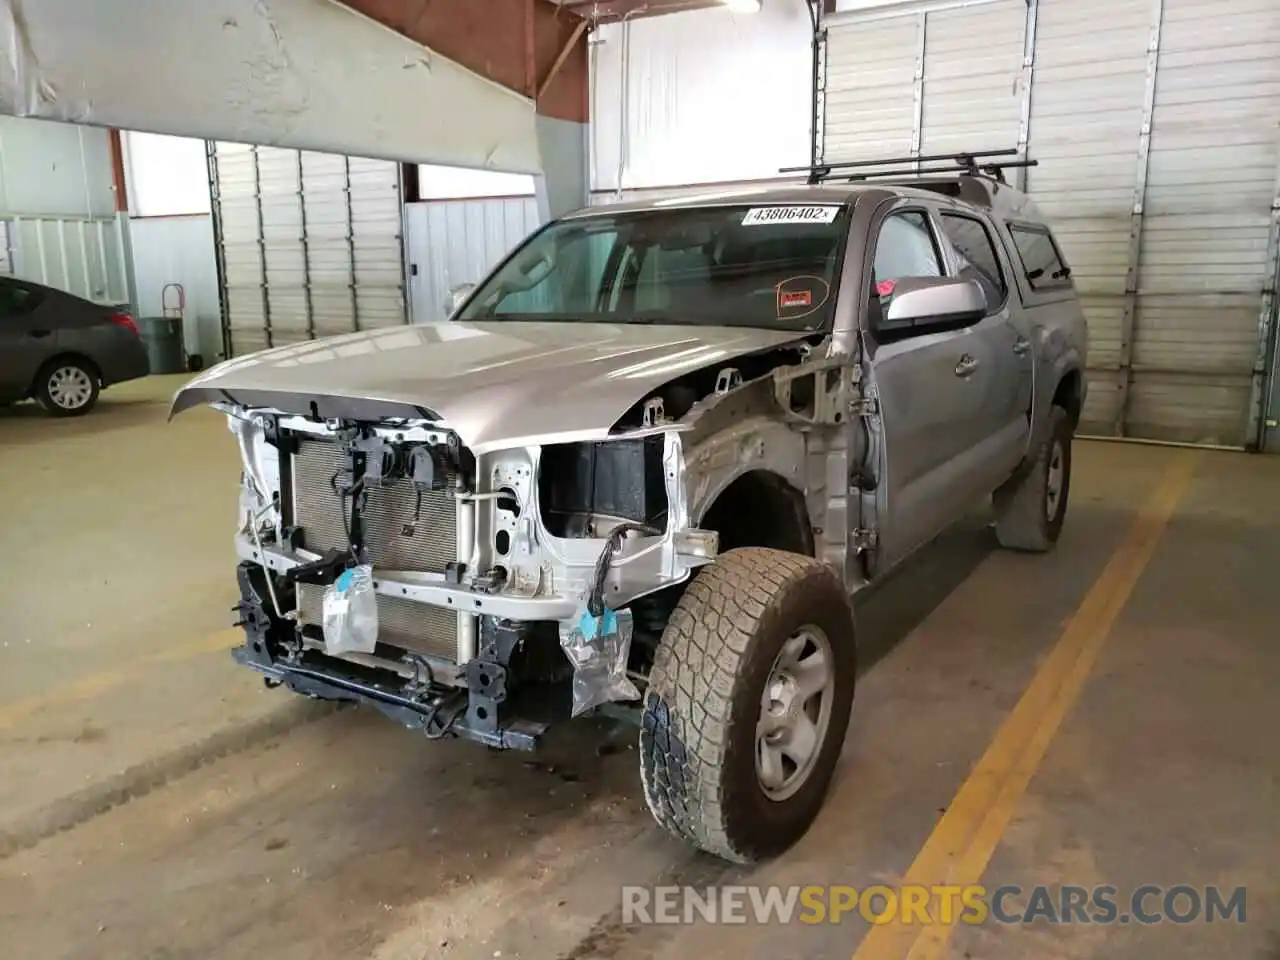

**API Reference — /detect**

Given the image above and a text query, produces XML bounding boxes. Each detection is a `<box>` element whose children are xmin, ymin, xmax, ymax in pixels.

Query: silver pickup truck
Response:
<box><xmin>173</xmin><ymin>157</ymin><xmax>1087</xmax><ymax>864</ymax></box>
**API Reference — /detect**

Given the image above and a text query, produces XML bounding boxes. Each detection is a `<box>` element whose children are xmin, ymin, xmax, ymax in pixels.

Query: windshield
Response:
<box><xmin>456</xmin><ymin>204</ymin><xmax>850</xmax><ymax>332</ymax></box>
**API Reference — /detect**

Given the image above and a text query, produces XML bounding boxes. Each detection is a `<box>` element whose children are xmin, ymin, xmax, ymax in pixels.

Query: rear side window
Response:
<box><xmin>0</xmin><ymin>281</ymin><xmax>42</xmax><ymax>318</ymax></box>
<box><xmin>940</xmin><ymin>213</ymin><xmax>1006</xmax><ymax>311</ymax></box>
<box><xmin>1008</xmin><ymin>224</ymin><xmax>1073</xmax><ymax>291</ymax></box>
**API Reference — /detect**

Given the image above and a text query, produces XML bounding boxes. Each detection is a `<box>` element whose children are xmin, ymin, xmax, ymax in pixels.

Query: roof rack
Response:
<box><xmin>779</xmin><ymin>149</ymin><xmax>1037</xmax><ymax>186</ymax></box>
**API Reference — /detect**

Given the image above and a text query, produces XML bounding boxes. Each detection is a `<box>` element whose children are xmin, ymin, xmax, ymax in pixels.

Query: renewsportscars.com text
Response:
<box><xmin>621</xmin><ymin>884</ymin><xmax>1247</xmax><ymax>927</ymax></box>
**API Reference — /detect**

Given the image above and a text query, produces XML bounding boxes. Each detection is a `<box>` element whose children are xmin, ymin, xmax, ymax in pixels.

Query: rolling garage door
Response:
<box><xmin>825</xmin><ymin>0</ymin><xmax>1028</xmax><ymax>164</ymax></box>
<box><xmin>823</xmin><ymin>0</ymin><xmax>1280</xmax><ymax>447</ymax></box>
<box><xmin>209</xmin><ymin>142</ymin><xmax>408</xmax><ymax>358</ymax></box>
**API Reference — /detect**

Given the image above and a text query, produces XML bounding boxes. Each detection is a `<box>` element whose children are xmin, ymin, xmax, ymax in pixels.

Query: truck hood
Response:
<box><xmin>172</xmin><ymin>320</ymin><xmax>803</xmax><ymax>453</ymax></box>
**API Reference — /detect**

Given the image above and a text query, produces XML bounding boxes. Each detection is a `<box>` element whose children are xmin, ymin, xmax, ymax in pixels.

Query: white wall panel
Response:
<box><xmin>0</xmin><ymin>117</ymin><xmax>116</xmax><ymax>218</ymax></box>
<box><xmin>405</xmin><ymin>198</ymin><xmax>540</xmax><ymax>324</ymax></box>
<box><xmin>590</xmin><ymin>2</ymin><xmax>813</xmax><ymax>191</ymax></box>
<box><xmin>129</xmin><ymin>214</ymin><xmax>221</xmax><ymax>360</ymax></box>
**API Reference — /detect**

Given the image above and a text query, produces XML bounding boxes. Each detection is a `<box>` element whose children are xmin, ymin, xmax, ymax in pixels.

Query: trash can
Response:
<box><xmin>139</xmin><ymin>316</ymin><xmax>186</xmax><ymax>375</ymax></box>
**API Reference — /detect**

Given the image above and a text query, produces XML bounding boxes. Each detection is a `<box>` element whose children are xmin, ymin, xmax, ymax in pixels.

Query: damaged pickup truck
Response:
<box><xmin>172</xmin><ymin>169</ymin><xmax>1087</xmax><ymax>863</ymax></box>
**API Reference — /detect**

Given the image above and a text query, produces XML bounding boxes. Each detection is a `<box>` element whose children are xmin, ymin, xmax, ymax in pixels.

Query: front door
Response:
<box><xmin>862</xmin><ymin>206</ymin><xmax>1006</xmax><ymax>573</ymax></box>
<box><xmin>0</xmin><ymin>279</ymin><xmax>53</xmax><ymax>401</ymax></box>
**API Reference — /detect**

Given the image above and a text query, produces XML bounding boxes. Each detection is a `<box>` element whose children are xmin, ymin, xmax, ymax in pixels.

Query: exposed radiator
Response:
<box><xmin>295</xmin><ymin>583</ymin><xmax>459</xmax><ymax>662</ymax></box>
<box><xmin>291</xmin><ymin>438</ymin><xmax>462</xmax><ymax>662</ymax></box>
<box><xmin>292</xmin><ymin>439</ymin><xmax>459</xmax><ymax>572</ymax></box>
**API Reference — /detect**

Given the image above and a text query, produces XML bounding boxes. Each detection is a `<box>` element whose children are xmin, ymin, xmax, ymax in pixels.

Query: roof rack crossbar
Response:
<box><xmin>780</xmin><ymin>149</ymin><xmax>1033</xmax><ymax>185</ymax></box>
<box><xmin>779</xmin><ymin>148</ymin><xmax>1017</xmax><ymax>177</ymax></box>
<box><xmin>842</xmin><ymin>159</ymin><xmax>1038</xmax><ymax>185</ymax></box>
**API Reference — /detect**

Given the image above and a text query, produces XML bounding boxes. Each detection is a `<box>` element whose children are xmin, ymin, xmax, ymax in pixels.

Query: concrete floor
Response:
<box><xmin>0</xmin><ymin>377</ymin><xmax>1276</xmax><ymax>959</ymax></box>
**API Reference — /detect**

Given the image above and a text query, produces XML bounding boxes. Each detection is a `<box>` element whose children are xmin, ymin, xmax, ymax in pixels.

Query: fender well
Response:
<box><xmin>1053</xmin><ymin>368</ymin><xmax>1084</xmax><ymax>428</ymax></box>
<box><xmin>699</xmin><ymin>470</ymin><xmax>815</xmax><ymax>557</ymax></box>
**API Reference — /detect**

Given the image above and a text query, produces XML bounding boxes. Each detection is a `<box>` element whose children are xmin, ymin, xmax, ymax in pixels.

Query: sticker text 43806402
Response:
<box><xmin>741</xmin><ymin>206</ymin><xmax>840</xmax><ymax>227</ymax></box>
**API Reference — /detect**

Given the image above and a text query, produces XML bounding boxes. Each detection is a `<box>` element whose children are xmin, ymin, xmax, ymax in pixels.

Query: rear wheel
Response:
<box><xmin>35</xmin><ymin>359</ymin><xmax>100</xmax><ymax>417</ymax></box>
<box><xmin>994</xmin><ymin>405</ymin><xmax>1072</xmax><ymax>552</ymax></box>
<box><xmin>639</xmin><ymin>547</ymin><xmax>856</xmax><ymax>863</ymax></box>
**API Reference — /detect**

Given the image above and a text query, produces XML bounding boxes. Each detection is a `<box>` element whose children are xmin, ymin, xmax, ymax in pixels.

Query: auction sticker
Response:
<box><xmin>741</xmin><ymin>205</ymin><xmax>840</xmax><ymax>226</ymax></box>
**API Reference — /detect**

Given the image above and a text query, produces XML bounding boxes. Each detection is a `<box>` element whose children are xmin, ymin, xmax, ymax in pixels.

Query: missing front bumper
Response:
<box><xmin>233</xmin><ymin>647</ymin><xmax>547</xmax><ymax>751</ymax></box>
<box><xmin>234</xmin><ymin>560</ymin><xmax>554</xmax><ymax>751</ymax></box>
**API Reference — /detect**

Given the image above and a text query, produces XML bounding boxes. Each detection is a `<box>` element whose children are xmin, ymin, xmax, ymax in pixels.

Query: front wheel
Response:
<box><xmin>35</xmin><ymin>359</ymin><xmax>100</xmax><ymax>417</ymax></box>
<box><xmin>639</xmin><ymin>547</ymin><xmax>856</xmax><ymax>863</ymax></box>
<box><xmin>993</xmin><ymin>405</ymin><xmax>1072</xmax><ymax>552</ymax></box>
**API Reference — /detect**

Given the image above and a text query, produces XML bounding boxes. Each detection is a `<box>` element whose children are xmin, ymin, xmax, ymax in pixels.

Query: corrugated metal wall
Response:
<box><xmin>0</xmin><ymin>117</ymin><xmax>130</xmax><ymax>306</ymax></box>
<box><xmin>404</xmin><ymin>198</ymin><xmax>541</xmax><ymax>324</ymax></box>
<box><xmin>209</xmin><ymin>142</ymin><xmax>409</xmax><ymax>357</ymax></box>
<box><xmin>823</xmin><ymin>0</ymin><xmax>1280</xmax><ymax>448</ymax></box>
<box><xmin>0</xmin><ymin>216</ymin><xmax>130</xmax><ymax>305</ymax></box>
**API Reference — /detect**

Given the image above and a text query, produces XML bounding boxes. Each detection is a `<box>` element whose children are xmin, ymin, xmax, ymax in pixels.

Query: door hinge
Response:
<box><xmin>851</xmin><ymin>528</ymin><xmax>879</xmax><ymax>552</ymax></box>
<box><xmin>849</xmin><ymin>397</ymin><xmax>879</xmax><ymax>417</ymax></box>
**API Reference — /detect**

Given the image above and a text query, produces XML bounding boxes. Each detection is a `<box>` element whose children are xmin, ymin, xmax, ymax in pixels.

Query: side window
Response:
<box><xmin>0</xmin><ymin>281</ymin><xmax>35</xmax><ymax>318</ymax></box>
<box><xmin>1008</xmin><ymin>224</ymin><xmax>1073</xmax><ymax>291</ymax></box>
<box><xmin>872</xmin><ymin>211</ymin><xmax>943</xmax><ymax>302</ymax></box>
<box><xmin>939</xmin><ymin>213</ymin><xmax>1006</xmax><ymax>312</ymax></box>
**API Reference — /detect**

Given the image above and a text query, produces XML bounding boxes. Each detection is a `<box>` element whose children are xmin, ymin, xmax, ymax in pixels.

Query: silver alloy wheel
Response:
<box><xmin>1045</xmin><ymin>439</ymin><xmax>1065</xmax><ymax>523</ymax></box>
<box><xmin>756</xmin><ymin>625</ymin><xmax>835</xmax><ymax>802</ymax></box>
<box><xmin>47</xmin><ymin>365</ymin><xmax>94</xmax><ymax>410</ymax></box>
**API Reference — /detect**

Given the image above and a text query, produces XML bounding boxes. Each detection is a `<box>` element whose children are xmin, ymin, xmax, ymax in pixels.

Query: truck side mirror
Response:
<box><xmin>880</xmin><ymin>276</ymin><xmax>987</xmax><ymax>335</ymax></box>
<box><xmin>446</xmin><ymin>283</ymin><xmax>477</xmax><ymax>317</ymax></box>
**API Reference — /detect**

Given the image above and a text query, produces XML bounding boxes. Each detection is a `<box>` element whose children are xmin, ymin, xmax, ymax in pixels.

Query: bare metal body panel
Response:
<box><xmin>172</xmin><ymin>321</ymin><xmax>802</xmax><ymax>453</ymax></box>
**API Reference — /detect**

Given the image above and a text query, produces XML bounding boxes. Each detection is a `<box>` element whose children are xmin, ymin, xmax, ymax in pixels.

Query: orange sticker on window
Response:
<box><xmin>775</xmin><ymin>276</ymin><xmax>831</xmax><ymax>320</ymax></box>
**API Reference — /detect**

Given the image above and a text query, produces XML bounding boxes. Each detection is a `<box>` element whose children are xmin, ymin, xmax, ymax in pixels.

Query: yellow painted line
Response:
<box><xmin>0</xmin><ymin>628</ymin><xmax>240</xmax><ymax>732</ymax></box>
<box><xmin>853</xmin><ymin>450</ymin><xmax>1201</xmax><ymax>960</ymax></box>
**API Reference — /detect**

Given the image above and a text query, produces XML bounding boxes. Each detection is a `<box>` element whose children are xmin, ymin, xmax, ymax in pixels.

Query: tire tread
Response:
<box><xmin>640</xmin><ymin>547</ymin><xmax>852</xmax><ymax>862</ymax></box>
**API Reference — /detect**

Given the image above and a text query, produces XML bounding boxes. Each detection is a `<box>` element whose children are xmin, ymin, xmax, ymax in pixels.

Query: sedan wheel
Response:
<box><xmin>36</xmin><ymin>360</ymin><xmax>100</xmax><ymax>417</ymax></box>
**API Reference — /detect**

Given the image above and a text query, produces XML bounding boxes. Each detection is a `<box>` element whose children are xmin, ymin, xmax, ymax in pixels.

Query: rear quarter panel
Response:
<box><xmin>44</xmin><ymin>292</ymin><xmax>150</xmax><ymax>385</ymax></box>
<box><xmin>989</xmin><ymin>217</ymin><xmax>1088</xmax><ymax>444</ymax></box>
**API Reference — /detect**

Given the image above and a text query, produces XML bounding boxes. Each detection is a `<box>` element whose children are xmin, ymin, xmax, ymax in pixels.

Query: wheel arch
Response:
<box><xmin>695</xmin><ymin>468</ymin><xmax>816</xmax><ymax>558</ymax></box>
<box><xmin>1052</xmin><ymin>366</ymin><xmax>1084</xmax><ymax>428</ymax></box>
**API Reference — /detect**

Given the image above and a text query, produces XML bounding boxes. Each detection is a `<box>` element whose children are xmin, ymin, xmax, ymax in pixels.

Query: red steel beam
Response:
<box><xmin>108</xmin><ymin>128</ymin><xmax>129</xmax><ymax>212</ymax></box>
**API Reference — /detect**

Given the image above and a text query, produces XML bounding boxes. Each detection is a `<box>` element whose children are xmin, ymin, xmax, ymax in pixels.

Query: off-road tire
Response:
<box><xmin>993</xmin><ymin>405</ymin><xmax>1072</xmax><ymax>552</ymax></box>
<box><xmin>34</xmin><ymin>358</ymin><xmax>100</xmax><ymax>417</ymax></box>
<box><xmin>639</xmin><ymin>547</ymin><xmax>856</xmax><ymax>863</ymax></box>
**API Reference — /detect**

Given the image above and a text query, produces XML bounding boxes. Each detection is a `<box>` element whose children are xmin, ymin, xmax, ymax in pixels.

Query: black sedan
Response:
<box><xmin>0</xmin><ymin>276</ymin><xmax>150</xmax><ymax>416</ymax></box>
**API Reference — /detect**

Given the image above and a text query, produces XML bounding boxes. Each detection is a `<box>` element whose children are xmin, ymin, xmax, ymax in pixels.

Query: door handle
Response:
<box><xmin>1012</xmin><ymin>336</ymin><xmax>1031</xmax><ymax>356</ymax></box>
<box><xmin>955</xmin><ymin>354</ymin><xmax>979</xmax><ymax>378</ymax></box>
<box><xmin>28</xmin><ymin>329</ymin><xmax>52</xmax><ymax>339</ymax></box>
